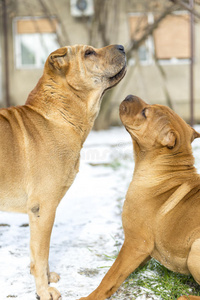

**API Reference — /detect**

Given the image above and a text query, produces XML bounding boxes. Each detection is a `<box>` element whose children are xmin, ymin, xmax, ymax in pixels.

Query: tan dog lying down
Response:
<box><xmin>78</xmin><ymin>95</ymin><xmax>200</xmax><ymax>300</ymax></box>
<box><xmin>0</xmin><ymin>44</ymin><xmax>126</xmax><ymax>300</ymax></box>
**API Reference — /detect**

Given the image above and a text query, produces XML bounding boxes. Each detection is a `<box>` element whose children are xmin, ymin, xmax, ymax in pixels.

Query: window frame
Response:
<box><xmin>128</xmin><ymin>11</ymin><xmax>190</xmax><ymax>66</ymax></box>
<box><xmin>13</xmin><ymin>16</ymin><xmax>60</xmax><ymax>70</ymax></box>
<box><xmin>154</xmin><ymin>11</ymin><xmax>190</xmax><ymax>64</ymax></box>
<box><xmin>128</xmin><ymin>12</ymin><xmax>155</xmax><ymax>66</ymax></box>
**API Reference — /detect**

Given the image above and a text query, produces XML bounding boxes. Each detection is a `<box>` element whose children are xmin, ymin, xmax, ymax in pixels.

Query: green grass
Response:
<box><xmin>95</xmin><ymin>248</ymin><xmax>200</xmax><ymax>299</ymax></box>
<box><xmin>121</xmin><ymin>258</ymin><xmax>200</xmax><ymax>299</ymax></box>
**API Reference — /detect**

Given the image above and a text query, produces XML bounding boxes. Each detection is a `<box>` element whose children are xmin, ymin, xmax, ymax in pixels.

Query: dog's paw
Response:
<box><xmin>37</xmin><ymin>287</ymin><xmax>61</xmax><ymax>300</ymax></box>
<box><xmin>48</xmin><ymin>271</ymin><xmax>60</xmax><ymax>283</ymax></box>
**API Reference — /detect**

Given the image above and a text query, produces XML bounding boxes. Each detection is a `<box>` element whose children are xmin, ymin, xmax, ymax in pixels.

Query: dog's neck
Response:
<box><xmin>129</xmin><ymin>141</ymin><xmax>199</xmax><ymax>204</ymax></box>
<box><xmin>132</xmin><ymin>140</ymin><xmax>198</xmax><ymax>183</ymax></box>
<box><xmin>25</xmin><ymin>76</ymin><xmax>102</xmax><ymax>144</ymax></box>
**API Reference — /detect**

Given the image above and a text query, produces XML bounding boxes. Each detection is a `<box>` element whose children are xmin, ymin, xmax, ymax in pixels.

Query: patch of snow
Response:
<box><xmin>0</xmin><ymin>125</ymin><xmax>200</xmax><ymax>300</ymax></box>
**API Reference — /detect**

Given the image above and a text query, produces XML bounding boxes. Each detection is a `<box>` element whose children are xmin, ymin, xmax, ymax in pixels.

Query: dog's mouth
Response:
<box><xmin>102</xmin><ymin>64</ymin><xmax>126</xmax><ymax>97</ymax></box>
<box><xmin>109</xmin><ymin>64</ymin><xmax>127</xmax><ymax>83</ymax></box>
<box><xmin>101</xmin><ymin>62</ymin><xmax>126</xmax><ymax>97</ymax></box>
<box><xmin>119</xmin><ymin>99</ymin><xmax>136</xmax><ymax>132</ymax></box>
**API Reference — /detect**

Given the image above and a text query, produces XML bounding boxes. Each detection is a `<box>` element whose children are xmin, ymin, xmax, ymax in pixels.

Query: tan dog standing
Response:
<box><xmin>78</xmin><ymin>95</ymin><xmax>200</xmax><ymax>300</ymax></box>
<box><xmin>0</xmin><ymin>44</ymin><xmax>126</xmax><ymax>300</ymax></box>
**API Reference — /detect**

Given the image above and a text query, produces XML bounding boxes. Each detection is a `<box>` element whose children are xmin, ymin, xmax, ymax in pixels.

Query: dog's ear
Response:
<box><xmin>191</xmin><ymin>128</ymin><xmax>200</xmax><ymax>142</ymax></box>
<box><xmin>49</xmin><ymin>47</ymin><xmax>68</xmax><ymax>70</ymax></box>
<box><xmin>160</xmin><ymin>130</ymin><xmax>177</xmax><ymax>149</ymax></box>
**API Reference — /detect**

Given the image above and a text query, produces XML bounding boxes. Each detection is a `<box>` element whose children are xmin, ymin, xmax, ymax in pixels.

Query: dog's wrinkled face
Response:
<box><xmin>45</xmin><ymin>44</ymin><xmax>126</xmax><ymax>93</ymax></box>
<box><xmin>120</xmin><ymin>95</ymin><xmax>200</xmax><ymax>151</ymax></box>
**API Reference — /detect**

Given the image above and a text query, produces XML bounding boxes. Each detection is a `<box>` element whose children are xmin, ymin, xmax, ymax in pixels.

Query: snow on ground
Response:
<box><xmin>0</xmin><ymin>125</ymin><xmax>200</xmax><ymax>300</ymax></box>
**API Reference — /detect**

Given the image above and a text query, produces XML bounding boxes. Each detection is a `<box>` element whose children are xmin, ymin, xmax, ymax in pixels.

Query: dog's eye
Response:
<box><xmin>142</xmin><ymin>108</ymin><xmax>147</xmax><ymax>118</ymax></box>
<box><xmin>85</xmin><ymin>49</ymin><xmax>96</xmax><ymax>57</ymax></box>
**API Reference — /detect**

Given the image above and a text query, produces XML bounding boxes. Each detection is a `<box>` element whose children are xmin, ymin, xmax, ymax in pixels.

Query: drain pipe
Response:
<box><xmin>190</xmin><ymin>0</ymin><xmax>194</xmax><ymax>126</ymax></box>
<box><xmin>2</xmin><ymin>0</ymin><xmax>10</xmax><ymax>107</ymax></box>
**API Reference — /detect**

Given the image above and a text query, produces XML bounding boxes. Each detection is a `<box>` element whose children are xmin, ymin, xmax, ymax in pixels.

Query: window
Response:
<box><xmin>153</xmin><ymin>13</ymin><xmax>190</xmax><ymax>62</ymax></box>
<box><xmin>128</xmin><ymin>13</ymin><xmax>154</xmax><ymax>65</ymax></box>
<box><xmin>128</xmin><ymin>12</ymin><xmax>190</xmax><ymax>65</ymax></box>
<box><xmin>14</xmin><ymin>17</ymin><xmax>60</xmax><ymax>69</ymax></box>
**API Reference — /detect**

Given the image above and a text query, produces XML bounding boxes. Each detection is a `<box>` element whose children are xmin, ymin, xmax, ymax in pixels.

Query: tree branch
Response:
<box><xmin>37</xmin><ymin>0</ymin><xmax>70</xmax><ymax>46</ymax></box>
<box><xmin>169</xmin><ymin>0</ymin><xmax>200</xmax><ymax>18</ymax></box>
<box><xmin>126</xmin><ymin>4</ymin><xmax>177</xmax><ymax>58</ymax></box>
<box><xmin>126</xmin><ymin>0</ymin><xmax>200</xmax><ymax>59</ymax></box>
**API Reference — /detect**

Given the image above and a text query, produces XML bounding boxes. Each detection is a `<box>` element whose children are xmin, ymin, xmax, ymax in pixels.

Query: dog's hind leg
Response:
<box><xmin>28</xmin><ymin>202</ymin><xmax>61</xmax><ymax>300</ymax></box>
<box><xmin>78</xmin><ymin>239</ymin><xmax>151</xmax><ymax>300</ymax></box>
<box><xmin>177</xmin><ymin>239</ymin><xmax>200</xmax><ymax>300</ymax></box>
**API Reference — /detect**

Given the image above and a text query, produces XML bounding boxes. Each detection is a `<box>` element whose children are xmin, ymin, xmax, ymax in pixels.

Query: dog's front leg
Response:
<box><xmin>78</xmin><ymin>239</ymin><xmax>151</xmax><ymax>300</ymax></box>
<box><xmin>28</xmin><ymin>204</ymin><xmax>61</xmax><ymax>300</ymax></box>
<box><xmin>177</xmin><ymin>239</ymin><xmax>200</xmax><ymax>300</ymax></box>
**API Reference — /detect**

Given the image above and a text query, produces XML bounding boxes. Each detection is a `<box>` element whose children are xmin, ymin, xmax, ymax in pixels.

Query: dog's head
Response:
<box><xmin>45</xmin><ymin>44</ymin><xmax>126</xmax><ymax>94</ymax></box>
<box><xmin>120</xmin><ymin>95</ymin><xmax>200</xmax><ymax>152</ymax></box>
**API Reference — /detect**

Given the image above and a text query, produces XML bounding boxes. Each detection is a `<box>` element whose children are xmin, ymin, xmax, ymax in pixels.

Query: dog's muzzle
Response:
<box><xmin>119</xmin><ymin>95</ymin><xmax>135</xmax><ymax>116</ymax></box>
<box><xmin>119</xmin><ymin>101</ymin><xmax>130</xmax><ymax>116</ymax></box>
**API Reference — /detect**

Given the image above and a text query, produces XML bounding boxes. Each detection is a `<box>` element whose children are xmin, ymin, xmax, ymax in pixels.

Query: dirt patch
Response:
<box><xmin>78</xmin><ymin>268</ymin><xmax>100</xmax><ymax>278</ymax></box>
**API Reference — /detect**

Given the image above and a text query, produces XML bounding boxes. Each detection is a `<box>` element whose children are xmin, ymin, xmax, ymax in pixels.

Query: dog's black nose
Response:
<box><xmin>124</xmin><ymin>94</ymin><xmax>134</xmax><ymax>102</ymax></box>
<box><xmin>116</xmin><ymin>45</ymin><xmax>125</xmax><ymax>54</ymax></box>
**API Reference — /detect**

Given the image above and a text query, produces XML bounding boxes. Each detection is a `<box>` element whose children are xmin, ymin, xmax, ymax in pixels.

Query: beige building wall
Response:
<box><xmin>0</xmin><ymin>0</ymin><xmax>200</xmax><ymax>124</ymax></box>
